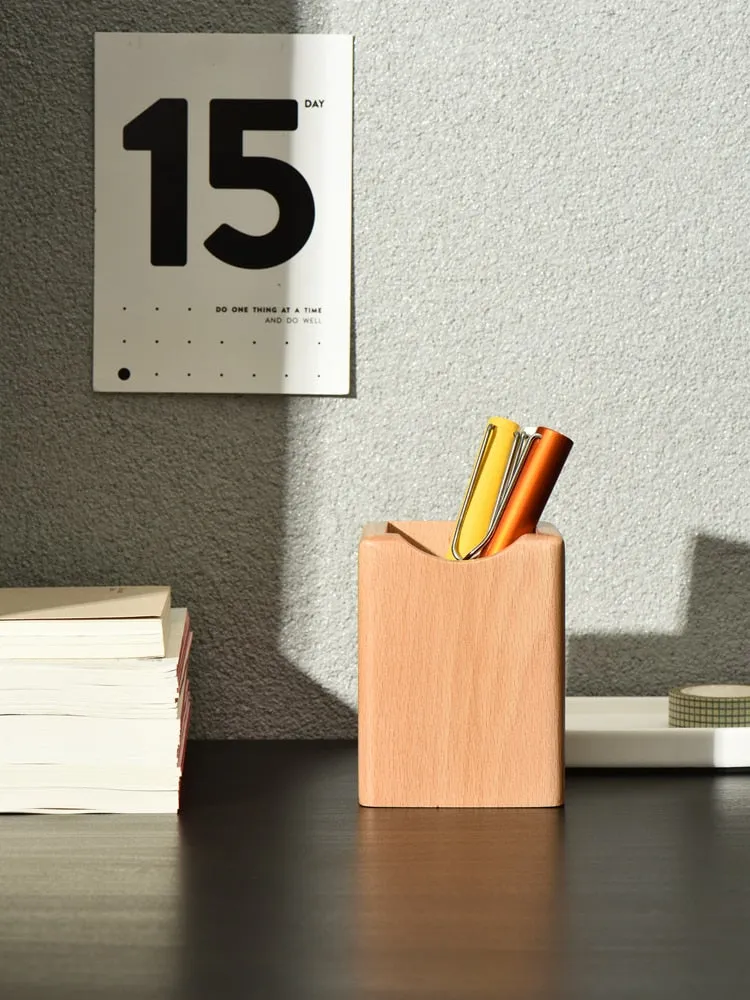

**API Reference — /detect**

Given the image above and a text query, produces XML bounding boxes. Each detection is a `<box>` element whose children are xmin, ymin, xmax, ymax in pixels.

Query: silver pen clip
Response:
<box><xmin>450</xmin><ymin>428</ymin><xmax>540</xmax><ymax>561</ymax></box>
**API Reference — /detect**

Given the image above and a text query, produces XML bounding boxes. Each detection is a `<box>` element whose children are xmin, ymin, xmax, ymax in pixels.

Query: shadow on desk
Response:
<box><xmin>4</xmin><ymin>745</ymin><xmax>750</xmax><ymax>999</ymax></box>
<box><xmin>355</xmin><ymin>806</ymin><xmax>564</xmax><ymax>999</ymax></box>
<box><xmin>179</xmin><ymin>742</ymin><xmax>565</xmax><ymax>1000</ymax></box>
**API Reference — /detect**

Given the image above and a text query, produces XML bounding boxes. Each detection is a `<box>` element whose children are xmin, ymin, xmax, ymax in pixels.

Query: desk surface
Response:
<box><xmin>1</xmin><ymin>741</ymin><xmax>750</xmax><ymax>999</ymax></box>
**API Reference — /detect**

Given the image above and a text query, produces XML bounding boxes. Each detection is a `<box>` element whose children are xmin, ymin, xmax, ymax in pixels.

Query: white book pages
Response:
<box><xmin>0</xmin><ymin>635</ymin><xmax>167</xmax><ymax>659</ymax></box>
<box><xmin>0</xmin><ymin>673</ymin><xmax>190</xmax><ymax>718</ymax></box>
<box><xmin>0</xmin><ymin>716</ymin><xmax>182</xmax><ymax>764</ymax></box>
<box><xmin>0</xmin><ymin>588</ymin><xmax>171</xmax><ymax>658</ymax></box>
<box><xmin>0</xmin><ymin>765</ymin><xmax>180</xmax><ymax>790</ymax></box>
<box><xmin>0</xmin><ymin>788</ymin><xmax>179</xmax><ymax>813</ymax></box>
<box><xmin>0</xmin><ymin>610</ymin><xmax>189</xmax><ymax>680</ymax></box>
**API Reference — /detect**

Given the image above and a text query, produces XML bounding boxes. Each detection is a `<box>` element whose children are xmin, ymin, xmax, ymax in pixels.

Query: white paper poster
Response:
<box><xmin>94</xmin><ymin>33</ymin><xmax>353</xmax><ymax>394</ymax></box>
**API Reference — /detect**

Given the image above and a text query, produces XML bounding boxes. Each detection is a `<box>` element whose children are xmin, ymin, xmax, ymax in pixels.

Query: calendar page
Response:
<box><xmin>94</xmin><ymin>33</ymin><xmax>353</xmax><ymax>394</ymax></box>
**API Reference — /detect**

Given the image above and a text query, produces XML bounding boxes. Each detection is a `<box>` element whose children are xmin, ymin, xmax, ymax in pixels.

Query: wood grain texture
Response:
<box><xmin>356</xmin><ymin>805</ymin><xmax>563</xmax><ymax>997</ymax></box>
<box><xmin>3</xmin><ymin>744</ymin><xmax>750</xmax><ymax>999</ymax></box>
<box><xmin>0</xmin><ymin>815</ymin><xmax>181</xmax><ymax>1000</ymax></box>
<box><xmin>358</xmin><ymin>521</ymin><xmax>565</xmax><ymax>807</ymax></box>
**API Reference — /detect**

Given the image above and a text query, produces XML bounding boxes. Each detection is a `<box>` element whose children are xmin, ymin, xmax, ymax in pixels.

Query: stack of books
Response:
<box><xmin>0</xmin><ymin>586</ymin><xmax>191</xmax><ymax>813</ymax></box>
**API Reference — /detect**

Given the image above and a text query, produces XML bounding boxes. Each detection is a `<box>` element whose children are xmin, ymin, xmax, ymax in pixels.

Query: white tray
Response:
<box><xmin>565</xmin><ymin>697</ymin><xmax>750</xmax><ymax>769</ymax></box>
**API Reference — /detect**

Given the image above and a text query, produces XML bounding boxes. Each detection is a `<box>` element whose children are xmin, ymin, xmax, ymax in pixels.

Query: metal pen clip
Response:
<box><xmin>450</xmin><ymin>428</ymin><xmax>540</xmax><ymax>561</ymax></box>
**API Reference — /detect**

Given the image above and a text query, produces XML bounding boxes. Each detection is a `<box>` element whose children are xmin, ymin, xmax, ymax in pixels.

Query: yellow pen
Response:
<box><xmin>447</xmin><ymin>417</ymin><xmax>520</xmax><ymax>560</ymax></box>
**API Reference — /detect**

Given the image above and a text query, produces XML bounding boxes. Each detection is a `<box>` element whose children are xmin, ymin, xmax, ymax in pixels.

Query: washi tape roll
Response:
<box><xmin>668</xmin><ymin>685</ymin><xmax>750</xmax><ymax>728</ymax></box>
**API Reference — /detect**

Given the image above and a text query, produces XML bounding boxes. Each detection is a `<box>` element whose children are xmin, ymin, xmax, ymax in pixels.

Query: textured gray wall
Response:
<box><xmin>2</xmin><ymin>2</ymin><xmax>749</xmax><ymax>737</ymax></box>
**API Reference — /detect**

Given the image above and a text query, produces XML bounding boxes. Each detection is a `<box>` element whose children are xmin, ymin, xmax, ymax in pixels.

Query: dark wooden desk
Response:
<box><xmin>1</xmin><ymin>741</ymin><xmax>750</xmax><ymax>999</ymax></box>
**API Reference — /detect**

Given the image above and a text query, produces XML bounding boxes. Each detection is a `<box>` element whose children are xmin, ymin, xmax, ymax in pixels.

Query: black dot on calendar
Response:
<box><xmin>118</xmin><ymin>368</ymin><xmax>131</xmax><ymax>381</ymax></box>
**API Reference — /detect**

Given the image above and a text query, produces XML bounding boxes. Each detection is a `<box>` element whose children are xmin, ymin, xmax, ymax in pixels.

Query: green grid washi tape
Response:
<box><xmin>668</xmin><ymin>685</ymin><xmax>750</xmax><ymax>728</ymax></box>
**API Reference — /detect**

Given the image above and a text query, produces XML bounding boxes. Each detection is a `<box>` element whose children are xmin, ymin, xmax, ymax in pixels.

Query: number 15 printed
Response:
<box><xmin>123</xmin><ymin>98</ymin><xmax>316</xmax><ymax>270</ymax></box>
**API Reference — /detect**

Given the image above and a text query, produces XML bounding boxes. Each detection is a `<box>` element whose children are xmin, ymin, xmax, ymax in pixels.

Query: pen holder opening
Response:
<box><xmin>358</xmin><ymin>520</ymin><xmax>565</xmax><ymax>808</ymax></box>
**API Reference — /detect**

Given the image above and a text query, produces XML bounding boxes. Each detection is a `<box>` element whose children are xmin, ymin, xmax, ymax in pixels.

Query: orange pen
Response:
<box><xmin>481</xmin><ymin>427</ymin><xmax>573</xmax><ymax>556</ymax></box>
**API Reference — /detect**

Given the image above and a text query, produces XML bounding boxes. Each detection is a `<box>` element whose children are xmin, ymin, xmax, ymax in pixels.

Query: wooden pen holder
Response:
<box><xmin>358</xmin><ymin>521</ymin><xmax>565</xmax><ymax>808</ymax></box>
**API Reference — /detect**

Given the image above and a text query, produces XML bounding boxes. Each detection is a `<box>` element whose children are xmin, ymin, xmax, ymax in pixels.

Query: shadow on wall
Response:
<box><xmin>0</xmin><ymin>3</ymin><xmax>357</xmax><ymax>739</ymax></box>
<box><xmin>181</xmin><ymin>5</ymin><xmax>356</xmax><ymax>739</ymax></box>
<box><xmin>568</xmin><ymin>535</ymin><xmax>750</xmax><ymax>696</ymax></box>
